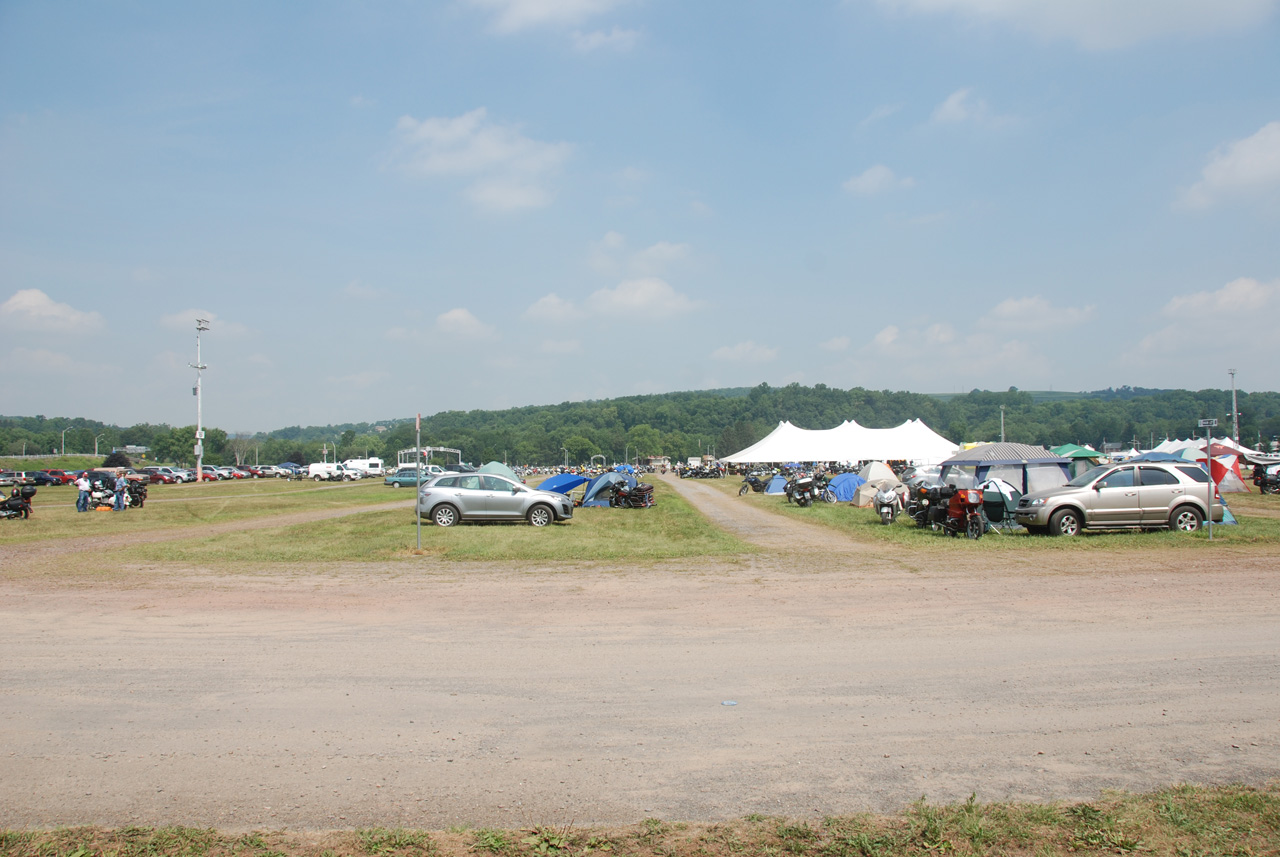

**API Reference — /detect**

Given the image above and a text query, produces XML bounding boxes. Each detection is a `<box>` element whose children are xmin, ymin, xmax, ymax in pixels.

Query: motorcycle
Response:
<box><xmin>789</xmin><ymin>473</ymin><xmax>816</xmax><ymax>507</ymax></box>
<box><xmin>738</xmin><ymin>473</ymin><xmax>770</xmax><ymax>496</ymax></box>
<box><xmin>610</xmin><ymin>481</ymin><xmax>655</xmax><ymax>508</ymax></box>
<box><xmin>908</xmin><ymin>483</ymin><xmax>983</xmax><ymax>539</ymax></box>
<box><xmin>1</xmin><ymin>486</ymin><xmax>35</xmax><ymax>520</ymax></box>
<box><xmin>1254</xmin><ymin>468</ymin><xmax>1280</xmax><ymax>495</ymax></box>
<box><xmin>873</xmin><ymin>484</ymin><xmax>902</xmax><ymax>525</ymax></box>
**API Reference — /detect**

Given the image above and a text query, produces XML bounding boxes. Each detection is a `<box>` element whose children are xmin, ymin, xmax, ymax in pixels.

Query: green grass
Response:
<box><xmin>0</xmin><ymin>480</ymin><xmax>403</xmax><ymax>546</ymax></box>
<box><xmin>3</xmin><ymin>784</ymin><xmax>1276</xmax><ymax>857</ymax></box>
<box><xmin>724</xmin><ymin>479</ymin><xmax>1280</xmax><ymax>550</ymax></box>
<box><xmin>119</xmin><ymin>483</ymin><xmax>752</xmax><ymax>565</ymax></box>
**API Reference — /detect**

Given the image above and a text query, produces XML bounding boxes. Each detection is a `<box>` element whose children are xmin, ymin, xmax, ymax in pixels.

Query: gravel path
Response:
<box><xmin>2</xmin><ymin>475</ymin><xmax>1278</xmax><ymax>831</ymax></box>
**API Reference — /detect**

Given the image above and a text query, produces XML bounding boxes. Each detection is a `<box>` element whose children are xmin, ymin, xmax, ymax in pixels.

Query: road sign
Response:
<box><xmin>1198</xmin><ymin>419</ymin><xmax>1218</xmax><ymax>428</ymax></box>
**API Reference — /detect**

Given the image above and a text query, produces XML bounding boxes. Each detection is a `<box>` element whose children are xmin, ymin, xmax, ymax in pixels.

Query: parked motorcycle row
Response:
<box><xmin>732</xmin><ymin>462</ymin><xmax>990</xmax><ymax>540</ymax></box>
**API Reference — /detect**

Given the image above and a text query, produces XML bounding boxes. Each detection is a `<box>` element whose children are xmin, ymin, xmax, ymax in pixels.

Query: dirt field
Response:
<box><xmin>2</xmin><ymin>473</ymin><xmax>1278</xmax><ymax>831</ymax></box>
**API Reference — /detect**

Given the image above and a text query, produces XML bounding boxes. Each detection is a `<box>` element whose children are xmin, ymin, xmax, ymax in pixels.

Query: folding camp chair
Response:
<box><xmin>982</xmin><ymin>488</ymin><xmax>1020</xmax><ymax>533</ymax></box>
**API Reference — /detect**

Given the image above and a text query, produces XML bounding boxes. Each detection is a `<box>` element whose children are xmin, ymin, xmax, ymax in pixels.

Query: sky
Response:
<box><xmin>2</xmin><ymin>0</ymin><xmax>1279</xmax><ymax>433</ymax></box>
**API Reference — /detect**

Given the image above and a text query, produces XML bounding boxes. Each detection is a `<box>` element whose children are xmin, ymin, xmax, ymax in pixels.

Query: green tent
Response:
<box><xmin>478</xmin><ymin>461</ymin><xmax>521</xmax><ymax>482</ymax></box>
<box><xmin>1050</xmin><ymin>443</ymin><xmax>1101</xmax><ymax>477</ymax></box>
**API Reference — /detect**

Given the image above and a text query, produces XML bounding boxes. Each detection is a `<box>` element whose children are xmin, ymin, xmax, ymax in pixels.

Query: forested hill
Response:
<box><xmin>5</xmin><ymin>384</ymin><xmax>1277</xmax><ymax>467</ymax></box>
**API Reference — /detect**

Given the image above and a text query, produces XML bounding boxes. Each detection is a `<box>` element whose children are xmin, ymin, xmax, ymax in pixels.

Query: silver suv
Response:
<box><xmin>1014</xmin><ymin>462</ymin><xmax>1223</xmax><ymax>536</ymax></box>
<box><xmin>417</xmin><ymin>473</ymin><xmax>573</xmax><ymax>527</ymax></box>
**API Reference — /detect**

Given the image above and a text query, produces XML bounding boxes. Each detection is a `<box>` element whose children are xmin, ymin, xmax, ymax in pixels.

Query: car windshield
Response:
<box><xmin>1065</xmin><ymin>465</ymin><xmax>1110</xmax><ymax>487</ymax></box>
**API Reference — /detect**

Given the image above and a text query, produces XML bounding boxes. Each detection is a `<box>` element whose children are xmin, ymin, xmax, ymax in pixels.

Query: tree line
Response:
<box><xmin>3</xmin><ymin>384</ymin><xmax>1278</xmax><ymax>468</ymax></box>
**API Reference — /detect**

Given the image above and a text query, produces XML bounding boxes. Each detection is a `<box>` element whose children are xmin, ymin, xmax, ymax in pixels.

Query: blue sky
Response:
<box><xmin>2</xmin><ymin>0</ymin><xmax>1279</xmax><ymax>432</ymax></box>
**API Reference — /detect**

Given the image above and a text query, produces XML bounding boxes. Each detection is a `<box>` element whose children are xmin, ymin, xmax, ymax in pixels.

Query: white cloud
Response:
<box><xmin>875</xmin><ymin>0</ymin><xmax>1278</xmax><ymax>50</ymax></box>
<box><xmin>930</xmin><ymin>88</ymin><xmax>1013</xmax><ymax>127</ymax></box>
<box><xmin>572</xmin><ymin>26</ymin><xmax>639</xmax><ymax>51</ymax></box>
<box><xmin>391</xmin><ymin>108</ymin><xmax>572</xmax><ymax>211</ymax></box>
<box><xmin>158</xmin><ymin>309</ymin><xmax>249</xmax><ymax>337</ymax></box>
<box><xmin>589</xmin><ymin>232</ymin><xmax>693</xmax><ymax>277</ymax></box>
<box><xmin>586</xmin><ymin>277</ymin><xmax>701</xmax><ymax>317</ymax></box>
<box><xmin>525</xmin><ymin>293</ymin><xmax>585</xmax><ymax>322</ymax></box>
<box><xmin>820</xmin><ymin>336</ymin><xmax>851</xmax><ymax>352</ymax></box>
<box><xmin>872</xmin><ymin>325</ymin><xmax>899</xmax><ymax>346</ymax></box>
<box><xmin>843</xmin><ymin>164</ymin><xmax>915</xmax><ymax>196</ymax></box>
<box><xmin>1180</xmin><ymin>121</ymin><xmax>1280</xmax><ymax>209</ymax></box>
<box><xmin>11</xmin><ymin>346</ymin><xmax>116</xmax><ymax>376</ymax></box>
<box><xmin>435</xmin><ymin>307</ymin><xmax>497</xmax><ymax>338</ymax></box>
<box><xmin>979</xmin><ymin>296</ymin><xmax>1095</xmax><ymax>331</ymax></box>
<box><xmin>711</xmin><ymin>340</ymin><xmax>779</xmax><ymax>364</ymax></box>
<box><xmin>0</xmin><ymin>289</ymin><xmax>103</xmax><ymax>332</ymax></box>
<box><xmin>859</xmin><ymin>104</ymin><xmax>903</xmax><ymax>128</ymax></box>
<box><xmin>470</xmin><ymin>0</ymin><xmax>627</xmax><ymax>33</ymax></box>
<box><xmin>1126</xmin><ymin>277</ymin><xmax>1280</xmax><ymax>364</ymax></box>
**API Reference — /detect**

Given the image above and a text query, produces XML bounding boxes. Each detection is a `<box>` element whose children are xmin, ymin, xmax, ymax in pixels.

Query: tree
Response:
<box><xmin>102</xmin><ymin>450</ymin><xmax>132</xmax><ymax>468</ymax></box>
<box><xmin>227</xmin><ymin>433</ymin><xmax>260</xmax><ymax>466</ymax></box>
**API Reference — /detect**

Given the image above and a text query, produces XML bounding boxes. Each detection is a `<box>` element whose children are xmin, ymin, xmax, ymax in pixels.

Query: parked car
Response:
<box><xmin>25</xmin><ymin>471</ymin><xmax>63</xmax><ymax>486</ymax></box>
<box><xmin>142</xmin><ymin>467</ymin><xmax>177</xmax><ymax>484</ymax></box>
<box><xmin>416</xmin><ymin>472</ymin><xmax>573</xmax><ymax>527</ymax></box>
<box><xmin>1013</xmin><ymin>462</ymin><xmax>1224</xmax><ymax>536</ymax></box>
<box><xmin>384</xmin><ymin>467</ymin><xmax>426</xmax><ymax>488</ymax></box>
<box><xmin>43</xmin><ymin>469</ymin><xmax>75</xmax><ymax>484</ymax></box>
<box><xmin>200</xmin><ymin>465</ymin><xmax>224</xmax><ymax>481</ymax></box>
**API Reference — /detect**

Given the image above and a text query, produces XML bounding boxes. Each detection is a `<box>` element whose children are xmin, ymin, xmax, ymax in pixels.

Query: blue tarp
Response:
<box><xmin>828</xmin><ymin>472</ymin><xmax>866</xmax><ymax>502</ymax></box>
<box><xmin>1128</xmin><ymin>452</ymin><xmax>1185</xmax><ymax>462</ymax></box>
<box><xmin>538</xmin><ymin>473</ymin><xmax>588</xmax><ymax>495</ymax></box>
<box><xmin>614</xmin><ymin>464</ymin><xmax>636</xmax><ymax>473</ymax></box>
<box><xmin>765</xmin><ymin>474</ymin><xmax>788</xmax><ymax>495</ymax></box>
<box><xmin>582</xmin><ymin>472</ymin><xmax>637</xmax><ymax>506</ymax></box>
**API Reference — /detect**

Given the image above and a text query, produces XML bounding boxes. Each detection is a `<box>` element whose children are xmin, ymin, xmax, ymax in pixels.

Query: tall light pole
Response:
<box><xmin>561</xmin><ymin>446</ymin><xmax>568</xmax><ymax>469</ymax></box>
<box><xmin>1229</xmin><ymin>368</ymin><xmax>1239</xmax><ymax>445</ymax></box>
<box><xmin>192</xmin><ymin>319</ymin><xmax>209</xmax><ymax>480</ymax></box>
<box><xmin>61</xmin><ymin>428</ymin><xmax>69</xmax><ymax>456</ymax></box>
<box><xmin>94</xmin><ymin>433</ymin><xmax>105</xmax><ymax>456</ymax></box>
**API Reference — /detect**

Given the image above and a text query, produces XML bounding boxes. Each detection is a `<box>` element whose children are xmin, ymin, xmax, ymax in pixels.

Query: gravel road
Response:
<box><xmin>2</xmin><ymin>474</ymin><xmax>1278</xmax><ymax>830</ymax></box>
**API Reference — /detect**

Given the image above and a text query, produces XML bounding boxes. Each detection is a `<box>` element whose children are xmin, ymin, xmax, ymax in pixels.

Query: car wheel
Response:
<box><xmin>527</xmin><ymin>504</ymin><xmax>554</xmax><ymax>527</ymax></box>
<box><xmin>313</xmin><ymin>475</ymin><xmax>322</xmax><ymax>481</ymax></box>
<box><xmin>1048</xmin><ymin>508</ymin><xmax>1082</xmax><ymax>537</ymax></box>
<box><xmin>390</xmin><ymin>481</ymin><xmax>401</xmax><ymax>488</ymax></box>
<box><xmin>432</xmin><ymin>504</ymin><xmax>459</xmax><ymax>527</ymax></box>
<box><xmin>1170</xmin><ymin>505</ymin><xmax>1203</xmax><ymax>533</ymax></box>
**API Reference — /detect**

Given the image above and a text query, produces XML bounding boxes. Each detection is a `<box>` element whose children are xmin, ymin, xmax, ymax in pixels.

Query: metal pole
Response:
<box><xmin>415</xmin><ymin>413</ymin><xmax>422</xmax><ymax>551</ymax></box>
<box><xmin>61</xmin><ymin>428</ymin><xmax>68</xmax><ymax>456</ymax></box>
<box><xmin>192</xmin><ymin>319</ymin><xmax>209</xmax><ymax>481</ymax></box>
<box><xmin>1229</xmin><ymin>368</ymin><xmax>1239</xmax><ymax>445</ymax></box>
<box><xmin>1000</xmin><ymin>405</ymin><xmax>1005</xmax><ymax>443</ymax></box>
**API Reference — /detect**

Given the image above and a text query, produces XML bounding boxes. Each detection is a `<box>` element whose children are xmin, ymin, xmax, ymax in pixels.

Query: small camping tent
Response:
<box><xmin>827</xmin><ymin>472</ymin><xmax>865</xmax><ymax>502</ymax></box>
<box><xmin>479</xmin><ymin>461</ymin><xmax>521</xmax><ymax>482</ymax></box>
<box><xmin>581</xmin><ymin>472</ymin><xmax>636</xmax><ymax>507</ymax></box>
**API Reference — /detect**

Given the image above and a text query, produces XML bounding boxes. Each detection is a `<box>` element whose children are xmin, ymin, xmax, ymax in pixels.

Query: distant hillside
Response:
<box><xmin>3</xmin><ymin>384</ymin><xmax>1275</xmax><ymax>466</ymax></box>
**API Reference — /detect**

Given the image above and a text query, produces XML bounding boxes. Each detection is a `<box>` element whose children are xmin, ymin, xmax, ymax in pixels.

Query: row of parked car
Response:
<box><xmin>0</xmin><ymin>464</ymin><xmax>307</xmax><ymax>487</ymax></box>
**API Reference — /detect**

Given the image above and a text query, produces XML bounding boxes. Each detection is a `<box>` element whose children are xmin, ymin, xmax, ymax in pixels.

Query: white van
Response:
<box><xmin>343</xmin><ymin>457</ymin><xmax>385</xmax><ymax>477</ymax></box>
<box><xmin>309</xmin><ymin>462</ymin><xmax>363</xmax><ymax>481</ymax></box>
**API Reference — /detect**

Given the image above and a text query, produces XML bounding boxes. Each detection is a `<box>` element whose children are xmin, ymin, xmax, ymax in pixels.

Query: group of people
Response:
<box><xmin>74</xmin><ymin>469</ymin><xmax>131</xmax><ymax>512</ymax></box>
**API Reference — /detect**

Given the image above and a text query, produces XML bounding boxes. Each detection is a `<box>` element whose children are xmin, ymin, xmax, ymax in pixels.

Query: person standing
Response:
<box><xmin>113</xmin><ymin>470</ymin><xmax>128</xmax><ymax>511</ymax></box>
<box><xmin>74</xmin><ymin>472</ymin><xmax>91</xmax><ymax>512</ymax></box>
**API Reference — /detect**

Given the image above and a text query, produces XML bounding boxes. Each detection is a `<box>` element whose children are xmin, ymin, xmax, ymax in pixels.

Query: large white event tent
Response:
<box><xmin>721</xmin><ymin>419</ymin><xmax>958</xmax><ymax>465</ymax></box>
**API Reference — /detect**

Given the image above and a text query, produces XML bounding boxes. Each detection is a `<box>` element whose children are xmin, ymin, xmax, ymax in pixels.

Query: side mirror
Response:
<box><xmin>1095</xmin><ymin>482</ymin><xmax>1106</xmax><ymax>491</ymax></box>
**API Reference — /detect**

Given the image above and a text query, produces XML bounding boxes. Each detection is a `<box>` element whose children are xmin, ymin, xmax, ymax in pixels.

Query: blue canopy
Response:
<box><xmin>1128</xmin><ymin>452</ymin><xmax>1185</xmax><ymax>462</ymax></box>
<box><xmin>765</xmin><ymin>474</ymin><xmax>788</xmax><ymax>495</ymax></box>
<box><xmin>582</xmin><ymin>472</ymin><xmax>637</xmax><ymax>506</ymax></box>
<box><xmin>828</xmin><ymin>472</ymin><xmax>866</xmax><ymax>502</ymax></box>
<box><xmin>538</xmin><ymin>473</ymin><xmax>588</xmax><ymax>495</ymax></box>
<box><xmin>614</xmin><ymin>464</ymin><xmax>636</xmax><ymax>473</ymax></box>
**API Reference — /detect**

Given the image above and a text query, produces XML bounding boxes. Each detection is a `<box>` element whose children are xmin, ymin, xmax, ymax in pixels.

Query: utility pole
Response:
<box><xmin>192</xmin><ymin>319</ymin><xmax>209</xmax><ymax>481</ymax></box>
<box><xmin>61</xmin><ymin>428</ymin><xmax>69</xmax><ymax>456</ymax></box>
<box><xmin>1229</xmin><ymin>368</ymin><xmax>1239</xmax><ymax>445</ymax></box>
<box><xmin>1000</xmin><ymin>405</ymin><xmax>1006</xmax><ymax>443</ymax></box>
